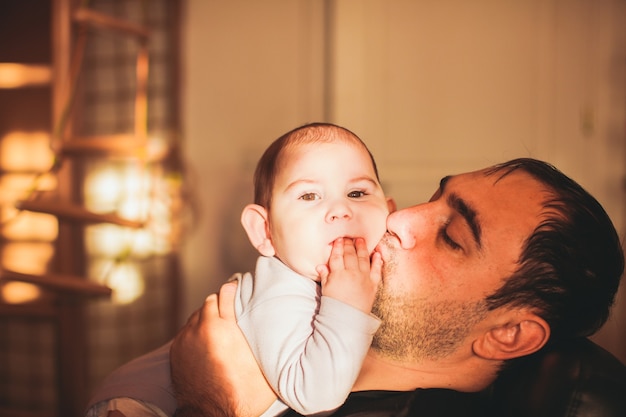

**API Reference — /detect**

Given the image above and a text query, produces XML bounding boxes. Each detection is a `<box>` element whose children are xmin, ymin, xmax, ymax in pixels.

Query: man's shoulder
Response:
<box><xmin>282</xmin><ymin>389</ymin><xmax>488</xmax><ymax>417</ymax></box>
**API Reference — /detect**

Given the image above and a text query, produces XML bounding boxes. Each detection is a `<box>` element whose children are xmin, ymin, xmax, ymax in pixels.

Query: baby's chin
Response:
<box><xmin>283</xmin><ymin>259</ymin><xmax>324</xmax><ymax>282</ymax></box>
<box><xmin>300</xmin><ymin>267</ymin><xmax>324</xmax><ymax>282</ymax></box>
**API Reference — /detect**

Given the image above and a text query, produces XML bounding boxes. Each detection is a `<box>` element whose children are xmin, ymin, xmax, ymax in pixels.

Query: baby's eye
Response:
<box><xmin>347</xmin><ymin>190</ymin><xmax>366</xmax><ymax>198</ymax></box>
<box><xmin>299</xmin><ymin>192</ymin><xmax>320</xmax><ymax>201</ymax></box>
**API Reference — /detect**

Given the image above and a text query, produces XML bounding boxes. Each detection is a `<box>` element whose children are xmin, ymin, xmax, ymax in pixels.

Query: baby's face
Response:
<box><xmin>268</xmin><ymin>139</ymin><xmax>389</xmax><ymax>280</ymax></box>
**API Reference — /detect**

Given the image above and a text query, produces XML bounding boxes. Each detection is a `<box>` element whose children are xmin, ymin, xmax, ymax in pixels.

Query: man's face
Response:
<box><xmin>371</xmin><ymin>168</ymin><xmax>548</xmax><ymax>361</ymax></box>
<box><xmin>268</xmin><ymin>139</ymin><xmax>389</xmax><ymax>279</ymax></box>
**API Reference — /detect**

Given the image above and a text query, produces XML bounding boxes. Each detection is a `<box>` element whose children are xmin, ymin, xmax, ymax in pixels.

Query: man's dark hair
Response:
<box><xmin>484</xmin><ymin>158</ymin><xmax>624</xmax><ymax>341</ymax></box>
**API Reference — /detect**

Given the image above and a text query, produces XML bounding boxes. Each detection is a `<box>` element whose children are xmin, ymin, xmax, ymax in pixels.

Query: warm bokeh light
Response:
<box><xmin>84</xmin><ymin>162</ymin><xmax>173</xmax><ymax>257</ymax></box>
<box><xmin>0</xmin><ymin>63</ymin><xmax>51</xmax><ymax>89</ymax></box>
<box><xmin>89</xmin><ymin>259</ymin><xmax>144</xmax><ymax>305</ymax></box>
<box><xmin>1</xmin><ymin>209</ymin><xmax>58</xmax><ymax>241</ymax></box>
<box><xmin>146</xmin><ymin>133</ymin><xmax>169</xmax><ymax>160</ymax></box>
<box><xmin>0</xmin><ymin>174</ymin><xmax>58</xmax><ymax>217</ymax></box>
<box><xmin>0</xmin><ymin>131</ymin><xmax>55</xmax><ymax>171</ymax></box>
<box><xmin>0</xmin><ymin>281</ymin><xmax>43</xmax><ymax>304</ymax></box>
<box><xmin>83</xmin><ymin>160</ymin><xmax>177</xmax><ymax>303</ymax></box>
<box><xmin>85</xmin><ymin>224</ymin><xmax>154</xmax><ymax>259</ymax></box>
<box><xmin>84</xmin><ymin>163</ymin><xmax>123</xmax><ymax>212</ymax></box>
<box><xmin>0</xmin><ymin>129</ymin><xmax>59</xmax><ymax>305</ymax></box>
<box><xmin>118</xmin><ymin>197</ymin><xmax>150</xmax><ymax>222</ymax></box>
<box><xmin>85</xmin><ymin>224</ymin><xmax>130</xmax><ymax>258</ymax></box>
<box><xmin>108</xmin><ymin>262</ymin><xmax>144</xmax><ymax>304</ymax></box>
<box><xmin>1</xmin><ymin>242</ymin><xmax>55</xmax><ymax>275</ymax></box>
<box><xmin>84</xmin><ymin>162</ymin><xmax>153</xmax><ymax>219</ymax></box>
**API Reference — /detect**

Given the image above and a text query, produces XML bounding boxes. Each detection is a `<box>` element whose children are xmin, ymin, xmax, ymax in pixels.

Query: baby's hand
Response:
<box><xmin>316</xmin><ymin>237</ymin><xmax>382</xmax><ymax>313</ymax></box>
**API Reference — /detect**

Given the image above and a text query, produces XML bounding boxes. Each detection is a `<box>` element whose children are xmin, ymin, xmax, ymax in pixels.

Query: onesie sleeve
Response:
<box><xmin>237</xmin><ymin>263</ymin><xmax>380</xmax><ymax>415</ymax></box>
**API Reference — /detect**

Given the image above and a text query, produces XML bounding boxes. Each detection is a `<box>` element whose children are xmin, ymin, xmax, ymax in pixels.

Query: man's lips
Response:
<box><xmin>375</xmin><ymin>231</ymin><xmax>396</xmax><ymax>250</ymax></box>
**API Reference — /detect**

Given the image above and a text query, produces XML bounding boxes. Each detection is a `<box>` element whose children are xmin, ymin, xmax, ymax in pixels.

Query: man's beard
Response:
<box><xmin>371</xmin><ymin>283</ymin><xmax>488</xmax><ymax>362</ymax></box>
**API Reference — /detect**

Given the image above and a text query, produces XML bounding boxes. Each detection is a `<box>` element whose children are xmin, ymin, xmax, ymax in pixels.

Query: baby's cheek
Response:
<box><xmin>365</xmin><ymin>214</ymin><xmax>389</xmax><ymax>253</ymax></box>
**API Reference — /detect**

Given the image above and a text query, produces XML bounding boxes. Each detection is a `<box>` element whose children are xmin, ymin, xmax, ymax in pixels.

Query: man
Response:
<box><xmin>86</xmin><ymin>158</ymin><xmax>624</xmax><ymax>417</ymax></box>
<box><xmin>169</xmin><ymin>158</ymin><xmax>624</xmax><ymax>417</ymax></box>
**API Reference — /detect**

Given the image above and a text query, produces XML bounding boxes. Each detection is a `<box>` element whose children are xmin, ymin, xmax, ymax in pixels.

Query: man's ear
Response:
<box><xmin>473</xmin><ymin>311</ymin><xmax>550</xmax><ymax>360</ymax></box>
<box><xmin>241</xmin><ymin>204</ymin><xmax>275</xmax><ymax>257</ymax></box>
<box><xmin>386</xmin><ymin>197</ymin><xmax>397</xmax><ymax>213</ymax></box>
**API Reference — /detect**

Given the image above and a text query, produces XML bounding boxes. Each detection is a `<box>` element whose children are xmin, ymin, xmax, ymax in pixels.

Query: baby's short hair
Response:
<box><xmin>253</xmin><ymin>123</ymin><xmax>379</xmax><ymax>209</ymax></box>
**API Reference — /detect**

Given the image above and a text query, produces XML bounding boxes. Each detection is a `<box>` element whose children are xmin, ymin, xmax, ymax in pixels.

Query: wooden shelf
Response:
<box><xmin>16</xmin><ymin>200</ymin><xmax>145</xmax><ymax>228</ymax></box>
<box><xmin>58</xmin><ymin>134</ymin><xmax>168</xmax><ymax>160</ymax></box>
<box><xmin>0</xmin><ymin>302</ymin><xmax>58</xmax><ymax>319</ymax></box>
<box><xmin>1</xmin><ymin>269</ymin><xmax>111</xmax><ymax>298</ymax></box>
<box><xmin>73</xmin><ymin>7</ymin><xmax>150</xmax><ymax>40</ymax></box>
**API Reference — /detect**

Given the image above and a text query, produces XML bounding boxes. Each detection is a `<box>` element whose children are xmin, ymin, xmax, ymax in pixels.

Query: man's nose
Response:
<box><xmin>386</xmin><ymin>203</ymin><xmax>433</xmax><ymax>249</ymax></box>
<box><xmin>325</xmin><ymin>200</ymin><xmax>353</xmax><ymax>222</ymax></box>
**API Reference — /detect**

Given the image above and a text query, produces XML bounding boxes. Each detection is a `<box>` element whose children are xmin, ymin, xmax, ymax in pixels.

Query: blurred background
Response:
<box><xmin>0</xmin><ymin>1</ymin><xmax>624</xmax><ymax>416</ymax></box>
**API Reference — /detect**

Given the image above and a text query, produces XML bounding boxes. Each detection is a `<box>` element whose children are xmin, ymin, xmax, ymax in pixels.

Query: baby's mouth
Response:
<box><xmin>328</xmin><ymin>235</ymin><xmax>356</xmax><ymax>246</ymax></box>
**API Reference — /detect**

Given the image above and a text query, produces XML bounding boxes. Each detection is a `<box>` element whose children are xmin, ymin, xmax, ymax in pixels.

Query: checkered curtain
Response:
<box><xmin>0</xmin><ymin>0</ymin><xmax>181</xmax><ymax>414</ymax></box>
<box><xmin>80</xmin><ymin>0</ymin><xmax>181</xmax><ymax>404</ymax></box>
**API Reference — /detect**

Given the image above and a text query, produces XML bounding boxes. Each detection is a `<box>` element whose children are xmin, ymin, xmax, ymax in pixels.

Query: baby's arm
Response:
<box><xmin>317</xmin><ymin>237</ymin><xmax>383</xmax><ymax>314</ymax></box>
<box><xmin>237</xmin><ymin>245</ymin><xmax>381</xmax><ymax>415</ymax></box>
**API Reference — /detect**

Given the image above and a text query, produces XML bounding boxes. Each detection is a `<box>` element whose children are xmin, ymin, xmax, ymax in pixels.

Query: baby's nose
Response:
<box><xmin>326</xmin><ymin>202</ymin><xmax>353</xmax><ymax>222</ymax></box>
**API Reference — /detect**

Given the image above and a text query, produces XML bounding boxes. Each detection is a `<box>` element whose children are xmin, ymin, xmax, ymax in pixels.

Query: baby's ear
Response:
<box><xmin>386</xmin><ymin>197</ymin><xmax>397</xmax><ymax>213</ymax></box>
<box><xmin>241</xmin><ymin>204</ymin><xmax>275</xmax><ymax>257</ymax></box>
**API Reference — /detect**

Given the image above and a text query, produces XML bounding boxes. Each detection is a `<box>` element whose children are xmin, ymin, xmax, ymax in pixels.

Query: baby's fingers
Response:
<box><xmin>316</xmin><ymin>264</ymin><xmax>330</xmax><ymax>285</ymax></box>
<box><xmin>370</xmin><ymin>251</ymin><xmax>383</xmax><ymax>286</ymax></box>
<box><xmin>341</xmin><ymin>238</ymin><xmax>360</xmax><ymax>270</ymax></box>
<box><xmin>327</xmin><ymin>237</ymin><xmax>346</xmax><ymax>270</ymax></box>
<box><xmin>354</xmin><ymin>238</ymin><xmax>372</xmax><ymax>271</ymax></box>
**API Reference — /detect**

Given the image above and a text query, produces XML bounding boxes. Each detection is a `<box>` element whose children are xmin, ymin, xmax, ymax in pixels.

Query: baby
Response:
<box><xmin>234</xmin><ymin>122</ymin><xmax>389</xmax><ymax>415</ymax></box>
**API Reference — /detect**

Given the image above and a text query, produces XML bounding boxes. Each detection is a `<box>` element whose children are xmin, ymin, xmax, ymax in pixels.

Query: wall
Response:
<box><xmin>327</xmin><ymin>0</ymin><xmax>626</xmax><ymax>360</ymax></box>
<box><xmin>181</xmin><ymin>0</ymin><xmax>626</xmax><ymax>360</ymax></box>
<box><xmin>179</xmin><ymin>0</ymin><xmax>327</xmax><ymax>317</ymax></box>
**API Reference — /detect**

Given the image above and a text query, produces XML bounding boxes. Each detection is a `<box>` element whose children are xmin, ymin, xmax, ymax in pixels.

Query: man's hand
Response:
<box><xmin>170</xmin><ymin>282</ymin><xmax>277</xmax><ymax>417</ymax></box>
<box><xmin>316</xmin><ymin>237</ymin><xmax>382</xmax><ymax>313</ymax></box>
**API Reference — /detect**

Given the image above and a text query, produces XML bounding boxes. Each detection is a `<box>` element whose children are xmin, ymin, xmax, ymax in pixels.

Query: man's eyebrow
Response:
<box><xmin>440</xmin><ymin>176</ymin><xmax>482</xmax><ymax>249</ymax></box>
